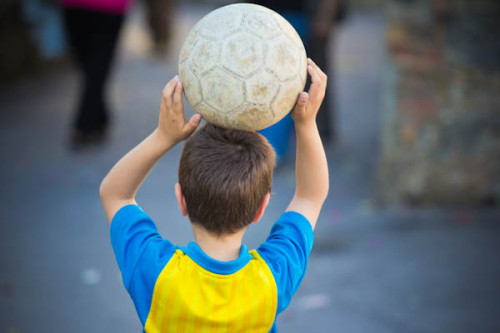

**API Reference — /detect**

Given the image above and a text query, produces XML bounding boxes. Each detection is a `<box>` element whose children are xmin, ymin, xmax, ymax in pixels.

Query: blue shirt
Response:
<box><xmin>111</xmin><ymin>204</ymin><xmax>314</xmax><ymax>332</ymax></box>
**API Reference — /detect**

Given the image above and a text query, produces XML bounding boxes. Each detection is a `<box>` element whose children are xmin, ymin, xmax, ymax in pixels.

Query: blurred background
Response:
<box><xmin>1</xmin><ymin>0</ymin><xmax>500</xmax><ymax>332</ymax></box>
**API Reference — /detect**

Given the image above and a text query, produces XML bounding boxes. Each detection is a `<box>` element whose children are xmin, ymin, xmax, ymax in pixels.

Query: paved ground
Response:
<box><xmin>1</xmin><ymin>4</ymin><xmax>500</xmax><ymax>333</ymax></box>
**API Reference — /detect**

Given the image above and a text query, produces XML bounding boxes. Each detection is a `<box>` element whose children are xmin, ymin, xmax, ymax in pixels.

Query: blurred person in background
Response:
<box><xmin>144</xmin><ymin>0</ymin><xmax>173</xmax><ymax>56</ymax></box>
<box><xmin>253</xmin><ymin>0</ymin><xmax>345</xmax><ymax>160</ymax></box>
<box><xmin>60</xmin><ymin>0</ymin><xmax>132</xmax><ymax>146</ymax></box>
<box><xmin>310</xmin><ymin>0</ymin><xmax>346</xmax><ymax>143</ymax></box>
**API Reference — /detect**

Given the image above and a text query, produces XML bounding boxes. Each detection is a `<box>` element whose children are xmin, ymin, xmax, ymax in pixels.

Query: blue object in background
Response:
<box><xmin>258</xmin><ymin>12</ymin><xmax>310</xmax><ymax>161</ymax></box>
<box><xmin>259</xmin><ymin>114</ymin><xmax>294</xmax><ymax>160</ymax></box>
<box><xmin>23</xmin><ymin>0</ymin><xmax>67</xmax><ymax>59</ymax></box>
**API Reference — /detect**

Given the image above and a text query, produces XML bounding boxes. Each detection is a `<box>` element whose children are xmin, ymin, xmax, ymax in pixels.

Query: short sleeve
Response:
<box><xmin>111</xmin><ymin>205</ymin><xmax>167</xmax><ymax>289</ymax></box>
<box><xmin>110</xmin><ymin>205</ymin><xmax>176</xmax><ymax>324</ymax></box>
<box><xmin>257</xmin><ymin>211</ymin><xmax>314</xmax><ymax>314</ymax></box>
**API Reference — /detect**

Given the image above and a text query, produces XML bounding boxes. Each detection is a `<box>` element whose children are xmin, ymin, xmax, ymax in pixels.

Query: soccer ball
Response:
<box><xmin>178</xmin><ymin>3</ymin><xmax>307</xmax><ymax>131</ymax></box>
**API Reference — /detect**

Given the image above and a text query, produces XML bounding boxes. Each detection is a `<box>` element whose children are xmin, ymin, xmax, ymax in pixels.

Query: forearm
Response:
<box><xmin>286</xmin><ymin>59</ymin><xmax>329</xmax><ymax>228</ymax></box>
<box><xmin>100</xmin><ymin>76</ymin><xmax>200</xmax><ymax>223</ymax></box>
<box><xmin>100</xmin><ymin>129</ymin><xmax>175</xmax><ymax>220</ymax></box>
<box><xmin>294</xmin><ymin>121</ymin><xmax>329</xmax><ymax>204</ymax></box>
<box><xmin>286</xmin><ymin>120</ymin><xmax>329</xmax><ymax>228</ymax></box>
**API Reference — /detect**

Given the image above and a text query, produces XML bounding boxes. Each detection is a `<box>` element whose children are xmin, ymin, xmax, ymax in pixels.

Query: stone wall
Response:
<box><xmin>377</xmin><ymin>0</ymin><xmax>500</xmax><ymax>205</ymax></box>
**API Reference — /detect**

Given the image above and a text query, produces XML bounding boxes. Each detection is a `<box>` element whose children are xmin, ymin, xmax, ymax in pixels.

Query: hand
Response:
<box><xmin>291</xmin><ymin>59</ymin><xmax>328</xmax><ymax>125</ymax></box>
<box><xmin>157</xmin><ymin>75</ymin><xmax>202</xmax><ymax>144</ymax></box>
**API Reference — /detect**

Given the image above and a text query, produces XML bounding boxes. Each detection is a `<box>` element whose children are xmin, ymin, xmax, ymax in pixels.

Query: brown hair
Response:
<box><xmin>178</xmin><ymin>123</ymin><xmax>276</xmax><ymax>236</ymax></box>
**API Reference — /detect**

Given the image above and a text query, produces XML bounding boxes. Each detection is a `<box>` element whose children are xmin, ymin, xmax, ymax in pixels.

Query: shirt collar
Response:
<box><xmin>181</xmin><ymin>241</ymin><xmax>252</xmax><ymax>275</ymax></box>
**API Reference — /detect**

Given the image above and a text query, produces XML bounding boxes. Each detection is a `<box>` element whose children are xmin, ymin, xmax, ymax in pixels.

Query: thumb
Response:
<box><xmin>293</xmin><ymin>92</ymin><xmax>309</xmax><ymax>113</ymax></box>
<box><xmin>184</xmin><ymin>114</ymin><xmax>202</xmax><ymax>135</ymax></box>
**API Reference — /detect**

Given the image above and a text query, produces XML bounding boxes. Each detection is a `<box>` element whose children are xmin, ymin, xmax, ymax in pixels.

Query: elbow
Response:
<box><xmin>99</xmin><ymin>177</ymin><xmax>109</xmax><ymax>203</ymax></box>
<box><xmin>324</xmin><ymin>180</ymin><xmax>330</xmax><ymax>199</ymax></box>
<box><xmin>321</xmin><ymin>174</ymin><xmax>330</xmax><ymax>203</ymax></box>
<box><xmin>314</xmin><ymin>178</ymin><xmax>329</xmax><ymax>205</ymax></box>
<box><xmin>317</xmin><ymin>185</ymin><xmax>329</xmax><ymax>208</ymax></box>
<box><xmin>321</xmin><ymin>184</ymin><xmax>329</xmax><ymax>204</ymax></box>
<box><xmin>295</xmin><ymin>184</ymin><xmax>329</xmax><ymax>208</ymax></box>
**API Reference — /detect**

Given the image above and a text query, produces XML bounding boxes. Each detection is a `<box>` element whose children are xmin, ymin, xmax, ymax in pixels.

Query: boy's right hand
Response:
<box><xmin>157</xmin><ymin>75</ymin><xmax>202</xmax><ymax>145</ymax></box>
<box><xmin>291</xmin><ymin>59</ymin><xmax>328</xmax><ymax>126</ymax></box>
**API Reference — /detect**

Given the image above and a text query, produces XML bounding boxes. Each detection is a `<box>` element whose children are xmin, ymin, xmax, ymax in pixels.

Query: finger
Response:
<box><xmin>293</xmin><ymin>92</ymin><xmax>309</xmax><ymax>114</ymax></box>
<box><xmin>183</xmin><ymin>113</ymin><xmax>202</xmax><ymax>135</ymax></box>
<box><xmin>173</xmin><ymin>79</ymin><xmax>183</xmax><ymax>107</ymax></box>
<box><xmin>162</xmin><ymin>75</ymin><xmax>179</xmax><ymax>102</ymax></box>
<box><xmin>307</xmin><ymin>64</ymin><xmax>322</xmax><ymax>84</ymax></box>
<box><xmin>307</xmin><ymin>65</ymin><xmax>324</xmax><ymax>101</ymax></box>
<box><xmin>308</xmin><ymin>58</ymin><xmax>327</xmax><ymax>81</ymax></box>
<box><xmin>308</xmin><ymin>58</ymin><xmax>327</xmax><ymax>79</ymax></box>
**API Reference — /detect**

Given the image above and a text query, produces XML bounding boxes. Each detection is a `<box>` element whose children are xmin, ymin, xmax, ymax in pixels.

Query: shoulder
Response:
<box><xmin>110</xmin><ymin>204</ymin><xmax>176</xmax><ymax>288</ymax></box>
<box><xmin>256</xmin><ymin>211</ymin><xmax>314</xmax><ymax>313</ymax></box>
<box><xmin>110</xmin><ymin>204</ymin><xmax>148</xmax><ymax>229</ymax></box>
<box><xmin>110</xmin><ymin>205</ymin><xmax>177</xmax><ymax>324</ymax></box>
<box><xmin>110</xmin><ymin>204</ymin><xmax>161</xmax><ymax>245</ymax></box>
<box><xmin>261</xmin><ymin>211</ymin><xmax>314</xmax><ymax>253</ymax></box>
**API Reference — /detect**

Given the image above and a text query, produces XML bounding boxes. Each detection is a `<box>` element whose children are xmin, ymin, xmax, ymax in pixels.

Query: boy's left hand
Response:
<box><xmin>157</xmin><ymin>75</ymin><xmax>202</xmax><ymax>144</ymax></box>
<box><xmin>291</xmin><ymin>59</ymin><xmax>327</xmax><ymax>127</ymax></box>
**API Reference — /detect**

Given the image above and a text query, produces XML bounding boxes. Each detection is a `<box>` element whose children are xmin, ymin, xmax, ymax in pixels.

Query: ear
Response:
<box><xmin>252</xmin><ymin>192</ymin><xmax>271</xmax><ymax>223</ymax></box>
<box><xmin>175</xmin><ymin>183</ymin><xmax>189</xmax><ymax>216</ymax></box>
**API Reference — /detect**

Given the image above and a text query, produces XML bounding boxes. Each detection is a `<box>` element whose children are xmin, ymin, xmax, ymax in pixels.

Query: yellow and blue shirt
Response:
<box><xmin>111</xmin><ymin>205</ymin><xmax>314</xmax><ymax>332</ymax></box>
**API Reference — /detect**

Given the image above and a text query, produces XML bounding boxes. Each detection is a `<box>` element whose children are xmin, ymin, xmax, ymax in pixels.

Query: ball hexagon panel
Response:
<box><xmin>196</xmin><ymin>101</ymin><xmax>229</xmax><ymax>127</ymax></box>
<box><xmin>245</xmin><ymin>69</ymin><xmax>280</xmax><ymax>106</ymax></box>
<box><xmin>265</xmin><ymin>35</ymin><xmax>301</xmax><ymax>81</ymax></box>
<box><xmin>298</xmin><ymin>49</ymin><xmax>307</xmax><ymax>85</ymax></box>
<box><xmin>200</xmin><ymin>68</ymin><xmax>244</xmax><ymax>114</ymax></box>
<box><xmin>271</xmin><ymin>74</ymin><xmax>304</xmax><ymax>118</ymax></box>
<box><xmin>199</xmin><ymin>8</ymin><xmax>244</xmax><ymax>40</ymax></box>
<box><xmin>179</xmin><ymin>23</ymin><xmax>202</xmax><ymax>63</ymax></box>
<box><xmin>244</xmin><ymin>11</ymin><xmax>281</xmax><ymax>40</ymax></box>
<box><xmin>273</xmin><ymin>12</ymin><xmax>303</xmax><ymax>47</ymax></box>
<box><xmin>189</xmin><ymin>38</ymin><xmax>220</xmax><ymax>77</ymax></box>
<box><xmin>179</xmin><ymin>61</ymin><xmax>202</xmax><ymax>107</ymax></box>
<box><xmin>221</xmin><ymin>32</ymin><xmax>265</xmax><ymax>78</ymax></box>
<box><xmin>227</xmin><ymin>103</ymin><xmax>275</xmax><ymax>131</ymax></box>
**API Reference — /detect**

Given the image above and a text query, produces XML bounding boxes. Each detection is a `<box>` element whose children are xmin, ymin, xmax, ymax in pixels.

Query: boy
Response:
<box><xmin>100</xmin><ymin>59</ymin><xmax>329</xmax><ymax>332</ymax></box>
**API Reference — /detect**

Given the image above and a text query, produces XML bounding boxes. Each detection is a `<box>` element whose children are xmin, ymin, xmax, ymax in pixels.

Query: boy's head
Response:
<box><xmin>178</xmin><ymin>123</ymin><xmax>276</xmax><ymax>236</ymax></box>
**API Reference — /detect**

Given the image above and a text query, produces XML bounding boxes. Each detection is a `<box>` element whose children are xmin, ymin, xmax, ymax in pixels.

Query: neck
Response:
<box><xmin>192</xmin><ymin>224</ymin><xmax>246</xmax><ymax>262</ymax></box>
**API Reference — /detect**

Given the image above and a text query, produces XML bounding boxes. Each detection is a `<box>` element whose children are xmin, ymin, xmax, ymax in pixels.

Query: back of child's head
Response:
<box><xmin>179</xmin><ymin>123</ymin><xmax>276</xmax><ymax>236</ymax></box>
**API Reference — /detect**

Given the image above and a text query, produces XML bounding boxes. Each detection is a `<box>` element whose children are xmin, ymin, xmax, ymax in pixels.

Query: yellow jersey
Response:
<box><xmin>111</xmin><ymin>205</ymin><xmax>314</xmax><ymax>333</ymax></box>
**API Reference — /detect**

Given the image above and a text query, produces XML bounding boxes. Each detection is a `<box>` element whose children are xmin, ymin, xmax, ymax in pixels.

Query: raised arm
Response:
<box><xmin>286</xmin><ymin>59</ymin><xmax>329</xmax><ymax>230</ymax></box>
<box><xmin>99</xmin><ymin>76</ymin><xmax>201</xmax><ymax>222</ymax></box>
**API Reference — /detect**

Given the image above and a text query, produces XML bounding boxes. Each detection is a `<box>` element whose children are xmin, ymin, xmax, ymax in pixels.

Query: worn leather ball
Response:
<box><xmin>178</xmin><ymin>3</ymin><xmax>307</xmax><ymax>131</ymax></box>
